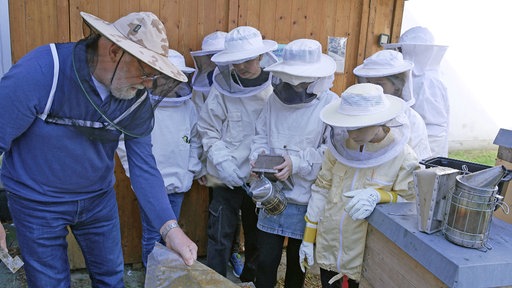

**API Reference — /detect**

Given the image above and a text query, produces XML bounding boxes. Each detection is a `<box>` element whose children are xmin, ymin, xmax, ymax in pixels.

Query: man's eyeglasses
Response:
<box><xmin>137</xmin><ymin>60</ymin><xmax>162</xmax><ymax>81</ymax></box>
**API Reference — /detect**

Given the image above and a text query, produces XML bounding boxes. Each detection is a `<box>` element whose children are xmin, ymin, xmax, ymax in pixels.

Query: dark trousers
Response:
<box><xmin>206</xmin><ymin>185</ymin><xmax>258</xmax><ymax>282</ymax></box>
<box><xmin>320</xmin><ymin>268</ymin><xmax>359</xmax><ymax>288</ymax></box>
<box><xmin>255</xmin><ymin>231</ymin><xmax>305</xmax><ymax>288</ymax></box>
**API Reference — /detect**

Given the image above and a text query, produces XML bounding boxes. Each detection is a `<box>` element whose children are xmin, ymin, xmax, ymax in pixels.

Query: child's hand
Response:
<box><xmin>273</xmin><ymin>155</ymin><xmax>292</xmax><ymax>181</ymax></box>
<box><xmin>299</xmin><ymin>241</ymin><xmax>314</xmax><ymax>272</ymax></box>
<box><xmin>343</xmin><ymin>188</ymin><xmax>380</xmax><ymax>220</ymax></box>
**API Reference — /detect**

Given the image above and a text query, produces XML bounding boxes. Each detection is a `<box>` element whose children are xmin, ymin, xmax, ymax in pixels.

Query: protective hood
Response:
<box><xmin>211</xmin><ymin>52</ymin><xmax>277</xmax><ymax>97</ymax></box>
<box><xmin>150</xmin><ymin>78</ymin><xmax>192</xmax><ymax>107</ymax></box>
<box><xmin>354</xmin><ymin>50</ymin><xmax>415</xmax><ymax>107</ymax></box>
<box><xmin>385</xmin><ymin>43</ymin><xmax>447</xmax><ymax>76</ymax></box>
<box><xmin>326</xmin><ymin>112</ymin><xmax>410</xmax><ymax>168</ymax></box>
<box><xmin>191</xmin><ymin>54</ymin><xmax>216</xmax><ymax>93</ymax></box>
<box><xmin>383</xmin><ymin>26</ymin><xmax>448</xmax><ymax>76</ymax></box>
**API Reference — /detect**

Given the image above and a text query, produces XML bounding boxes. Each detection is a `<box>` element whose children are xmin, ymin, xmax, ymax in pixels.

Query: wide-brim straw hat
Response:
<box><xmin>211</xmin><ymin>26</ymin><xmax>277</xmax><ymax>65</ymax></box>
<box><xmin>190</xmin><ymin>31</ymin><xmax>228</xmax><ymax>57</ymax></box>
<box><xmin>320</xmin><ymin>83</ymin><xmax>405</xmax><ymax>128</ymax></box>
<box><xmin>353</xmin><ymin>49</ymin><xmax>413</xmax><ymax>78</ymax></box>
<box><xmin>80</xmin><ymin>11</ymin><xmax>187</xmax><ymax>82</ymax></box>
<box><xmin>265</xmin><ymin>38</ymin><xmax>336</xmax><ymax>78</ymax></box>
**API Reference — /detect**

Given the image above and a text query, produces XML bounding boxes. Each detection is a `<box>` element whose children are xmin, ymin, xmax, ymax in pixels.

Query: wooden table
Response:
<box><xmin>361</xmin><ymin>202</ymin><xmax>512</xmax><ymax>288</ymax></box>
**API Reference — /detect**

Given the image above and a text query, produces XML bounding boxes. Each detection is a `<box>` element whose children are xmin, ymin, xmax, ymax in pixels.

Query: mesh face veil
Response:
<box><xmin>212</xmin><ymin>52</ymin><xmax>277</xmax><ymax>98</ymax></box>
<box><xmin>43</xmin><ymin>35</ymin><xmax>183</xmax><ymax>142</ymax></box>
<box><xmin>272</xmin><ymin>77</ymin><xmax>316</xmax><ymax>105</ymax></box>
<box><xmin>191</xmin><ymin>54</ymin><xmax>216</xmax><ymax>92</ymax></box>
<box><xmin>326</xmin><ymin>112</ymin><xmax>410</xmax><ymax>168</ymax></box>
<box><xmin>356</xmin><ymin>71</ymin><xmax>414</xmax><ymax>106</ymax></box>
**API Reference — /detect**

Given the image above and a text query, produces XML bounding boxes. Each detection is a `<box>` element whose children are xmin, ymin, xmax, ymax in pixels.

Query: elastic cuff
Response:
<box><xmin>303</xmin><ymin>225</ymin><xmax>317</xmax><ymax>243</ymax></box>
<box><xmin>377</xmin><ymin>189</ymin><xmax>398</xmax><ymax>203</ymax></box>
<box><xmin>304</xmin><ymin>214</ymin><xmax>318</xmax><ymax>225</ymax></box>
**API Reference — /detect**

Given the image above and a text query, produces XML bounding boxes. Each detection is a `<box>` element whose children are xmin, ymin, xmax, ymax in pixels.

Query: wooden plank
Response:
<box><xmin>273</xmin><ymin>0</ymin><xmax>292</xmax><ymax>43</ymax></box>
<box><xmin>227</xmin><ymin>0</ymin><xmax>239</xmax><ymax>31</ymax></box>
<box><xmin>114</xmin><ymin>154</ymin><xmax>143</xmax><ymax>264</ymax></box>
<box><xmin>140</xmin><ymin>0</ymin><xmax>160</xmax><ymax>14</ymax></box>
<box><xmin>176</xmin><ymin>0</ymin><xmax>197</xmax><ymax>55</ymax></box>
<box><xmin>70</xmin><ymin>0</ymin><xmax>99</xmax><ymax>41</ymax></box>
<box><xmin>390</xmin><ymin>0</ymin><xmax>404</xmax><ymax>43</ymax></box>
<box><xmin>56</xmin><ymin>0</ymin><xmax>70</xmax><ymax>43</ymax></box>
<box><xmin>213</xmin><ymin>0</ymin><xmax>231</xmax><ymax>31</ymax></box>
<box><xmin>363</xmin><ymin>226</ymin><xmax>447</xmax><ymax>287</ymax></box>
<box><xmin>303</xmin><ymin>0</ymin><xmax>320</xmax><ymax>40</ymax></box>
<box><xmin>97</xmin><ymin>0</ymin><xmax>120</xmax><ymax>24</ymax></box>
<box><xmin>193</xmin><ymin>0</ymin><xmax>209</xmax><ymax>56</ymax></box>
<box><xmin>160</xmin><ymin>0</ymin><xmax>180</xmax><ymax>49</ymax></box>
<box><xmin>119</xmin><ymin>0</ymin><xmax>140</xmax><ymax>17</ymax></box>
<box><xmin>245</xmin><ymin>0</ymin><xmax>261</xmax><ymax>28</ymax></box>
<box><xmin>26</xmin><ymin>0</ymin><xmax>57</xmax><ymax>54</ymax></box>
<box><xmin>8</xmin><ymin>0</ymin><xmax>26</xmax><ymax>62</ymax></box>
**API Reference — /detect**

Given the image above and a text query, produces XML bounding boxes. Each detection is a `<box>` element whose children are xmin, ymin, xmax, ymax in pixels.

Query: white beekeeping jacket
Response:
<box><xmin>386</xmin><ymin>27</ymin><xmax>449</xmax><ymax>157</ymax></box>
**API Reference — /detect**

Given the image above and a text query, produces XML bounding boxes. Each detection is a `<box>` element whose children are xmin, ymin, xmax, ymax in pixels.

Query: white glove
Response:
<box><xmin>299</xmin><ymin>241</ymin><xmax>314</xmax><ymax>273</ymax></box>
<box><xmin>216</xmin><ymin>160</ymin><xmax>244</xmax><ymax>188</ymax></box>
<box><xmin>343</xmin><ymin>188</ymin><xmax>381</xmax><ymax>220</ymax></box>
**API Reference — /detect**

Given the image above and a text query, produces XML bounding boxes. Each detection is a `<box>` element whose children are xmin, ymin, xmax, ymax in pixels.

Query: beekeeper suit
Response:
<box><xmin>354</xmin><ymin>50</ymin><xmax>432</xmax><ymax>161</ymax></box>
<box><xmin>385</xmin><ymin>26</ymin><xmax>449</xmax><ymax>157</ymax></box>
<box><xmin>197</xmin><ymin>26</ymin><xmax>278</xmax><ymax>281</ymax></box>
<box><xmin>249</xmin><ymin>39</ymin><xmax>338</xmax><ymax>288</ymax></box>
<box><xmin>299</xmin><ymin>83</ymin><xmax>419</xmax><ymax>285</ymax></box>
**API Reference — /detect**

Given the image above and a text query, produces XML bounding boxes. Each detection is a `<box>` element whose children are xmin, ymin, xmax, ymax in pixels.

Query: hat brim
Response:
<box><xmin>353</xmin><ymin>60</ymin><xmax>413</xmax><ymax>78</ymax></box>
<box><xmin>210</xmin><ymin>40</ymin><xmax>277</xmax><ymax>65</ymax></box>
<box><xmin>264</xmin><ymin>54</ymin><xmax>336</xmax><ymax>78</ymax></box>
<box><xmin>80</xmin><ymin>12</ymin><xmax>187</xmax><ymax>82</ymax></box>
<box><xmin>320</xmin><ymin>94</ymin><xmax>405</xmax><ymax>128</ymax></box>
<box><xmin>179</xmin><ymin>66</ymin><xmax>196</xmax><ymax>74</ymax></box>
<box><xmin>190</xmin><ymin>49</ymin><xmax>223</xmax><ymax>57</ymax></box>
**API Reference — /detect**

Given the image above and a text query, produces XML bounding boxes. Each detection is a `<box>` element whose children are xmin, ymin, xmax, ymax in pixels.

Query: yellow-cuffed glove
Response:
<box><xmin>299</xmin><ymin>215</ymin><xmax>317</xmax><ymax>272</ymax></box>
<box><xmin>343</xmin><ymin>188</ymin><xmax>398</xmax><ymax>220</ymax></box>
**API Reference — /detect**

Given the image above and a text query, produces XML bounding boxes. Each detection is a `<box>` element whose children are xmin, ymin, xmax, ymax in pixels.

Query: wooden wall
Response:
<box><xmin>7</xmin><ymin>0</ymin><xmax>405</xmax><ymax>264</ymax></box>
<box><xmin>8</xmin><ymin>0</ymin><xmax>404</xmax><ymax>94</ymax></box>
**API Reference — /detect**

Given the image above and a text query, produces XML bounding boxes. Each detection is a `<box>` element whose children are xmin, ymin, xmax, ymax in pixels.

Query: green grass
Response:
<box><xmin>448</xmin><ymin>148</ymin><xmax>498</xmax><ymax>167</ymax></box>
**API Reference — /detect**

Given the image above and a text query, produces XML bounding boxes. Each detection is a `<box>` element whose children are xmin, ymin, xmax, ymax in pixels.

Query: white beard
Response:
<box><xmin>111</xmin><ymin>83</ymin><xmax>144</xmax><ymax>100</ymax></box>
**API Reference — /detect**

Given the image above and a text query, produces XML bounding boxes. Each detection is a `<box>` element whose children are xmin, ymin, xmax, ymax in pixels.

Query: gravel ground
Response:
<box><xmin>1</xmin><ymin>222</ymin><xmax>321</xmax><ymax>287</ymax></box>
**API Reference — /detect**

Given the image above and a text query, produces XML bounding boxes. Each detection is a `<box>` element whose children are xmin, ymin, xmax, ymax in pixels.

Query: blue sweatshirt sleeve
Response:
<box><xmin>0</xmin><ymin>45</ymin><xmax>54</xmax><ymax>153</ymax></box>
<box><xmin>124</xmin><ymin>135</ymin><xmax>176</xmax><ymax>231</ymax></box>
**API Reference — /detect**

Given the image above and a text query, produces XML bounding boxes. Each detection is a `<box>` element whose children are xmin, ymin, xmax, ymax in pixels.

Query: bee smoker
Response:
<box><xmin>247</xmin><ymin>175</ymin><xmax>287</xmax><ymax>215</ymax></box>
<box><xmin>443</xmin><ymin>165</ymin><xmax>509</xmax><ymax>250</ymax></box>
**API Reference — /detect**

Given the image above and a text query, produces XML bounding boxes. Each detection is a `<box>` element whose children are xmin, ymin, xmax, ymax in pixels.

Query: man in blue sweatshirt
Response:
<box><xmin>0</xmin><ymin>11</ymin><xmax>197</xmax><ymax>287</ymax></box>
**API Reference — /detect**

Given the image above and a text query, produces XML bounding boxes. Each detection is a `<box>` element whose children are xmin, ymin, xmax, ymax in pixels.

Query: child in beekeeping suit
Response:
<box><xmin>299</xmin><ymin>83</ymin><xmax>420</xmax><ymax>288</ymax></box>
<box><xmin>250</xmin><ymin>38</ymin><xmax>338</xmax><ymax>288</ymax></box>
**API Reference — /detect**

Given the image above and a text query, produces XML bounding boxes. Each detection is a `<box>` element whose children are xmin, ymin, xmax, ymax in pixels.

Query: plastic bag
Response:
<box><xmin>145</xmin><ymin>242</ymin><xmax>243</xmax><ymax>288</ymax></box>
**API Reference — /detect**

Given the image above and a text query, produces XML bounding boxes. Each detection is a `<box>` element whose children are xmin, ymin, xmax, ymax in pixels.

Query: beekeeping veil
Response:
<box><xmin>265</xmin><ymin>39</ymin><xmax>336</xmax><ymax>105</ymax></box>
<box><xmin>353</xmin><ymin>50</ymin><xmax>415</xmax><ymax>107</ymax></box>
<box><xmin>384</xmin><ymin>26</ymin><xmax>448</xmax><ymax>77</ymax></box>
<box><xmin>190</xmin><ymin>31</ymin><xmax>227</xmax><ymax>94</ymax></box>
<box><xmin>210</xmin><ymin>26</ymin><xmax>278</xmax><ymax>97</ymax></box>
<box><xmin>151</xmin><ymin>49</ymin><xmax>195</xmax><ymax>107</ymax></box>
<box><xmin>59</xmin><ymin>12</ymin><xmax>186</xmax><ymax>141</ymax></box>
<box><xmin>320</xmin><ymin>83</ymin><xmax>410</xmax><ymax>168</ymax></box>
